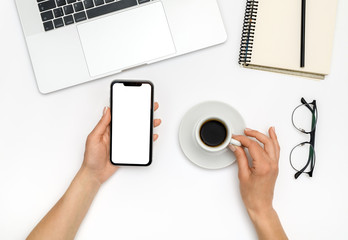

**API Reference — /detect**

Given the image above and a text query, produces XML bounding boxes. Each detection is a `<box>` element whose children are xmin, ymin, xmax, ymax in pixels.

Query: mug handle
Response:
<box><xmin>230</xmin><ymin>138</ymin><xmax>242</xmax><ymax>147</ymax></box>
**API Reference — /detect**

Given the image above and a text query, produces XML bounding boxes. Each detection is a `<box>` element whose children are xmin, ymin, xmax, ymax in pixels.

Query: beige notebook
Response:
<box><xmin>238</xmin><ymin>0</ymin><xmax>338</xmax><ymax>79</ymax></box>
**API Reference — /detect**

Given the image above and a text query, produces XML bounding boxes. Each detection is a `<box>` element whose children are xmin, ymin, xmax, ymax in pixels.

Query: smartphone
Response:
<box><xmin>110</xmin><ymin>80</ymin><xmax>154</xmax><ymax>166</ymax></box>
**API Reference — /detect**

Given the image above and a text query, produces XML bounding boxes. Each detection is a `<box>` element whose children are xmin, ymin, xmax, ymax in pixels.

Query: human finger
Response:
<box><xmin>232</xmin><ymin>135</ymin><xmax>265</xmax><ymax>161</ymax></box>
<box><xmin>229</xmin><ymin>145</ymin><xmax>251</xmax><ymax>180</ymax></box>
<box><xmin>154</xmin><ymin>119</ymin><xmax>162</xmax><ymax>128</ymax></box>
<box><xmin>268</xmin><ymin>127</ymin><xmax>280</xmax><ymax>161</ymax></box>
<box><xmin>244</xmin><ymin>128</ymin><xmax>275</xmax><ymax>158</ymax></box>
<box><xmin>153</xmin><ymin>134</ymin><xmax>159</xmax><ymax>141</ymax></box>
<box><xmin>105</xmin><ymin>125</ymin><xmax>110</xmax><ymax>138</ymax></box>
<box><xmin>103</xmin><ymin>125</ymin><xmax>110</xmax><ymax>143</ymax></box>
<box><xmin>154</xmin><ymin>102</ymin><xmax>159</xmax><ymax>111</ymax></box>
<box><xmin>92</xmin><ymin>107</ymin><xmax>111</xmax><ymax>136</ymax></box>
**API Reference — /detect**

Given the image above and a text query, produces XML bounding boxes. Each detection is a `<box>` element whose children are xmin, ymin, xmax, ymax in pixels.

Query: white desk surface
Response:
<box><xmin>1</xmin><ymin>0</ymin><xmax>348</xmax><ymax>239</ymax></box>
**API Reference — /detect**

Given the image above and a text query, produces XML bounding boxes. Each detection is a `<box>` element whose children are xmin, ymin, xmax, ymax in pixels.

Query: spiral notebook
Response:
<box><xmin>238</xmin><ymin>0</ymin><xmax>338</xmax><ymax>80</ymax></box>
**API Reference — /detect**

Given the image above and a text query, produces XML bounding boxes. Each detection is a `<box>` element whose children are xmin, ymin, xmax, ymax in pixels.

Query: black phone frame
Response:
<box><xmin>110</xmin><ymin>80</ymin><xmax>154</xmax><ymax>167</ymax></box>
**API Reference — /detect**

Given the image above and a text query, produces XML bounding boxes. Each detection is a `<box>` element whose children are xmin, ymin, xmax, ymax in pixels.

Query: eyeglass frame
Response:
<box><xmin>290</xmin><ymin>98</ymin><xmax>318</xmax><ymax>179</ymax></box>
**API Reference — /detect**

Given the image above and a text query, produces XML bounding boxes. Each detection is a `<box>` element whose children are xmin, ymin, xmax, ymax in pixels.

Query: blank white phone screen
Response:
<box><xmin>111</xmin><ymin>83</ymin><xmax>152</xmax><ymax>165</ymax></box>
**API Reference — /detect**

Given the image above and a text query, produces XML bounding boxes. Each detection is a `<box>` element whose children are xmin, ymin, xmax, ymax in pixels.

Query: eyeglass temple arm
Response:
<box><xmin>304</xmin><ymin>97</ymin><xmax>317</xmax><ymax>177</ymax></box>
<box><xmin>301</xmin><ymin>97</ymin><xmax>317</xmax><ymax>113</ymax></box>
<box><xmin>309</xmin><ymin>121</ymin><xmax>316</xmax><ymax>178</ymax></box>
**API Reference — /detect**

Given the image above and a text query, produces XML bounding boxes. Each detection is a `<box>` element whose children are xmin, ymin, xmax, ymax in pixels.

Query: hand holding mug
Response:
<box><xmin>229</xmin><ymin>127</ymin><xmax>287</xmax><ymax>240</ymax></box>
<box><xmin>229</xmin><ymin>127</ymin><xmax>280</xmax><ymax>216</ymax></box>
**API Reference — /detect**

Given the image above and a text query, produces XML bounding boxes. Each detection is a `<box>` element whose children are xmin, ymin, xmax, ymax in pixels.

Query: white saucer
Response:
<box><xmin>179</xmin><ymin>101</ymin><xmax>246</xmax><ymax>170</ymax></box>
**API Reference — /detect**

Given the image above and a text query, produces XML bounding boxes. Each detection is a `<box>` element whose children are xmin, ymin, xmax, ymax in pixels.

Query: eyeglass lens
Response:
<box><xmin>290</xmin><ymin>142</ymin><xmax>315</xmax><ymax>174</ymax></box>
<box><xmin>292</xmin><ymin>103</ymin><xmax>317</xmax><ymax>133</ymax></box>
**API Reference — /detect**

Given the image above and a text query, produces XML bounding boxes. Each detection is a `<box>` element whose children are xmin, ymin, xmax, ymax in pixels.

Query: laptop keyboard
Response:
<box><xmin>38</xmin><ymin>0</ymin><xmax>153</xmax><ymax>32</ymax></box>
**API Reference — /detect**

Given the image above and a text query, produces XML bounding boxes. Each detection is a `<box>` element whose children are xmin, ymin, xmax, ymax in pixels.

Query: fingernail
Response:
<box><xmin>272</xmin><ymin>126</ymin><xmax>276</xmax><ymax>133</ymax></box>
<box><xmin>103</xmin><ymin>107</ymin><xmax>108</xmax><ymax>115</ymax></box>
<box><xmin>245</xmin><ymin>128</ymin><xmax>252</xmax><ymax>132</ymax></box>
<box><xmin>229</xmin><ymin>144</ymin><xmax>236</xmax><ymax>152</ymax></box>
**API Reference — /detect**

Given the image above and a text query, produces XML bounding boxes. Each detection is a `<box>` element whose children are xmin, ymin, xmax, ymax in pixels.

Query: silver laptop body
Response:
<box><xmin>16</xmin><ymin>0</ymin><xmax>227</xmax><ymax>93</ymax></box>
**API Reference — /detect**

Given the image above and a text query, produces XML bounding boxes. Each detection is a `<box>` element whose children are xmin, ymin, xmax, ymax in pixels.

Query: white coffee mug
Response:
<box><xmin>195</xmin><ymin>116</ymin><xmax>242</xmax><ymax>153</ymax></box>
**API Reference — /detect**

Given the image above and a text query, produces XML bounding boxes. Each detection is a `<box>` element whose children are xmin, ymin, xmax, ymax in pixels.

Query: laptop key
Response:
<box><xmin>138</xmin><ymin>0</ymin><xmax>150</xmax><ymax>4</ymax></box>
<box><xmin>105</xmin><ymin>0</ymin><xmax>114</xmax><ymax>3</ymax></box>
<box><xmin>83</xmin><ymin>0</ymin><xmax>94</xmax><ymax>9</ymax></box>
<box><xmin>56</xmin><ymin>0</ymin><xmax>67</xmax><ymax>7</ymax></box>
<box><xmin>54</xmin><ymin>18</ymin><xmax>65</xmax><ymax>28</ymax></box>
<box><xmin>63</xmin><ymin>5</ymin><xmax>74</xmax><ymax>15</ymax></box>
<box><xmin>94</xmin><ymin>0</ymin><xmax>104</xmax><ymax>6</ymax></box>
<box><xmin>73</xmin><ymin>2</ymin><xmax>84</xmax><ymax>12</ymax></box>
<box><xmin>74</xmin><ymin>11</ymin><xmax>87</xmax><ymax>22</ymax></box>
<box><xmin>54</xmin><ymin>8</ymin><xmax>64</xmax><ymax>18</ymax></box>
<box><xmin>87</xmin><ymin>0</ymin><xmax>137</xmax><ymax>19</ymax></box>
<box><xmin>67</xmin><ymin>0</ymin><xmax>77</xmax><ymax>3</ymax></box>
<box><xmin>38</xmin><ymin>0</ymin><xmax>56</xmax><ymax>12</ymax></box>
<box><xmin>43</xmin><ymin>21</ymin><xmax>54</xmax><ymax>31</ymax></box>
<box><xmin>64</xmin><ymin>15</ymin><xmax>75</xmax><ymax>25</ymax></box>
<box><xmin>41</xmin><ymin>10</ymin><xmax>54</xmax><ymax>21</ymax></box>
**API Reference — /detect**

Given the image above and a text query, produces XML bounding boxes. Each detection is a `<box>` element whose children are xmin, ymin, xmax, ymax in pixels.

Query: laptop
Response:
<box><xmin>15</xmin><ymin>0</ymin><xmax>227</xmax><ymax>94</ymax></box>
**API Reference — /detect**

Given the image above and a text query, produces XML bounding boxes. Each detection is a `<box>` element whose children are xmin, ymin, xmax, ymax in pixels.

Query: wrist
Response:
<box><xmin>247</xmin><ymin>206</ymin><xmax>276</xmax><ymax>224</ymax></box>
<box><xmin>77</xmin><ymin>167</ymin><xmax>102</xmax><ymax>192</ymax></box>
<box><xmin>246</xmin><ymin>206</ymin><xmax>288</xmax><ymax>240</ymax></box>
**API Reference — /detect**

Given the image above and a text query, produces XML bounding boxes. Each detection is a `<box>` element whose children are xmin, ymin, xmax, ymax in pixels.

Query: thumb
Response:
<box><xmin>92</xmin><ymin>107</ymin><xmax>111</xmax><ymax>136</ymax></box>
<box><xmin>229</xmin><ymin>145</ymin><xmax>251</xmax><ymax>180</ymax></box>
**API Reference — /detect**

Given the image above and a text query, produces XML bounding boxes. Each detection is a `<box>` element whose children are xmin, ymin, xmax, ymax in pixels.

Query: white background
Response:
<box><xmin>1</xmin><ymin>0</ymin><xmax>348</xmax><ymax>239</ymax></box>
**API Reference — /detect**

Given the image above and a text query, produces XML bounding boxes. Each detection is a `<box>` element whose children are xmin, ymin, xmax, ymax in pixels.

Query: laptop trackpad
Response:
<box><xmin>77</xmin><ymin>2</ymin><xmax>176</xmax><ymax>77</ymax></box>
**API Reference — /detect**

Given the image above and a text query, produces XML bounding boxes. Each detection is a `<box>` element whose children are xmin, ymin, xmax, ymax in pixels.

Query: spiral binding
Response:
<box><xmin>238</xmin><ymin>0</ymin><xmax>259</xmax><ymax>65</ymax></box>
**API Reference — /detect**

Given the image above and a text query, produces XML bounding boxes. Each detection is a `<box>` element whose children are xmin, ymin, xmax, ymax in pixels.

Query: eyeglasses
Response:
<box><xmin>290</xmin><ymin>98</ymin><xmax>318</xmax><ymax>179</ymax></box>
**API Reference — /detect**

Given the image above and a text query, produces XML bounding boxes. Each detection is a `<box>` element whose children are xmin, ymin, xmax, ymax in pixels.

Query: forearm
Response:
<box><xmin>248</xmin><ymin>208</ymin><xmax>288</xmax><ymax>240</ymax></box>
<box><xmin>27</xmin><ymin>167</ymin><xmax>101</xmax><ymax>240</ymax></box>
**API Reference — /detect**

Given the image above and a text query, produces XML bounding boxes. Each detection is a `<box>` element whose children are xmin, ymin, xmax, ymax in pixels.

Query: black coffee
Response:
<box><xmin>199</xmin><ymin>120</ymin><xmax>227</xmax><ymax>147</ymax></box>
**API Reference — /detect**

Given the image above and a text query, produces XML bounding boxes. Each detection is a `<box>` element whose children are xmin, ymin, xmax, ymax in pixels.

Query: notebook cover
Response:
<box><xmin>239</xmin><ymin>0</ymin><xmax>338</xmax><ymax>79</ymax></box>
